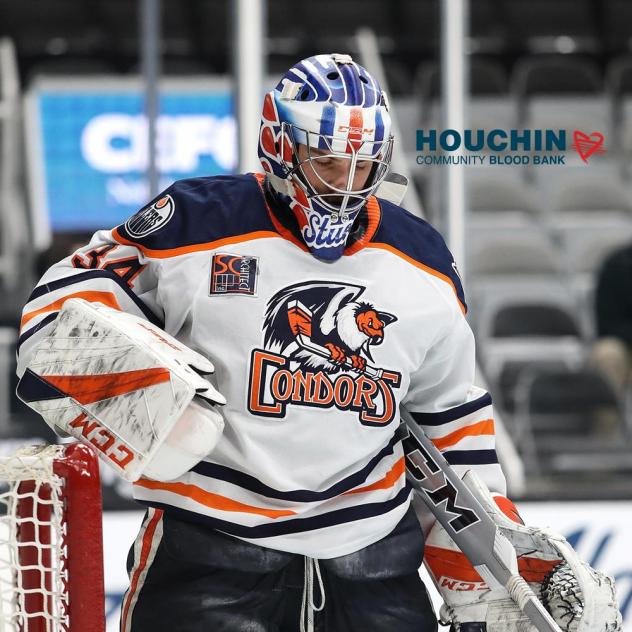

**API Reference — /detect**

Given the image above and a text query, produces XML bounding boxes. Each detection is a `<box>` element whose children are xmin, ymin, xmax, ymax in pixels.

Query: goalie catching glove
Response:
<box><xmin>17</xmin><ymin>298</ymin><xmax>226</xmax><ymax>482</ymax></box>
<box><xmin>425</xmin><ymin>471</ymin><xmax>622</xmax><ymax>632</ymax></box>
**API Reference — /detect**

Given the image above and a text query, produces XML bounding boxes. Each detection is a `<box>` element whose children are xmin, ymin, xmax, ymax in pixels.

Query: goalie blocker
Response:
<box><xmin>16</xmin><ymin>298</ymin><xmax>226</xmax><ymax>482</ymax></box>
<box><xmin>425</xmin><ymin>471</ymin><xmax>622</xmax><ymax>632</ymax></box>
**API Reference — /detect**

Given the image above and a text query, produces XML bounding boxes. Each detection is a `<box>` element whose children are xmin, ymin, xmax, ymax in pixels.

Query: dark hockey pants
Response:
<box><xmin>120</xmin><ymin>505</ymin><xmax>438</xmax><ymax>631</ymax></box>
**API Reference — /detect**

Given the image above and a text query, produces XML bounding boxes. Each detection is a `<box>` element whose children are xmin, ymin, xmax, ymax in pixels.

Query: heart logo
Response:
<box><xmin>571</xmin><ymin>130</ymin><xmax>605</xmax><ymax>163</ymax></box>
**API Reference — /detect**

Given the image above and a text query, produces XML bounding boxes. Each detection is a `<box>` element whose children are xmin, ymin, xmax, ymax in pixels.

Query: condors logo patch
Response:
<box><xmin>247</xmin><ymin>281</ymin><xmax>401</xmax><ymax>426</ymax></box>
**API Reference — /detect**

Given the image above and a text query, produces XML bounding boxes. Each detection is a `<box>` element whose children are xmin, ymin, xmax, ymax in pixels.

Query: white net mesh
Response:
<box><xmin>0</xmin><ymin>445</ymin><xmax>69</xmax><ymax>632</ymax></box>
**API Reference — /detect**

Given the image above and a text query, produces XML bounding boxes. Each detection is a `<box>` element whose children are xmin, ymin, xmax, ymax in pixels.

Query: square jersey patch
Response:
<box><xmin>210</xmin><ymin>253</ymin><xmax>259</xmax><ymax>296</ymax></box>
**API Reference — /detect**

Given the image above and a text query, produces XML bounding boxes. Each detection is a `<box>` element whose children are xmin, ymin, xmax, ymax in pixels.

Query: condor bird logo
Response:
<box><xmin>248</xmin><ymin>281</ymin><xmax>402</xmax><ymax>426</ymax></box>
<box><xmin>263</xmin><ymin>282</ymin><xmax>397</xmax><ymax>374</ymax></box>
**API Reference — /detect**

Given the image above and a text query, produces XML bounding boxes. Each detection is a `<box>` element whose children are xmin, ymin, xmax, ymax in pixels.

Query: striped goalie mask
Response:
<box><xmin>427</xmin><ymin>471</ymin><xmax>623</xmax><ymax>632</ymax></box>
<box><xmin>258</xmin><ymin>53</ymin><xmax>394</xmax><ymax>262</ymax></box>
<box><xmin>17</xmin><ymin>299</ymin><xmax>226</xmax><ymax>482</ymax></box>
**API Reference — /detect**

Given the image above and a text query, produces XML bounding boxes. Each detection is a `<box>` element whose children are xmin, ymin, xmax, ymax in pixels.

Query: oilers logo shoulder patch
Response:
<box><xmin>125</xmin><ymin>194</ymin><xmax>175</xmax><ymax>238</ymax></box>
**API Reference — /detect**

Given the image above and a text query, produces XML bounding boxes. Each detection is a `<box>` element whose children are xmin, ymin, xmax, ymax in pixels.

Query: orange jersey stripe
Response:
<box><xmin>425</xmin><ymin>545</ymin><xmax>561</xmax><ymax>584</ymax></box>
<box><xmin>134</xmin><ymin>478</ymin><xmax>297</xmax><ymax>519</ymax></box>
<box><xmin>112</xmin><ymin>227</ymin><xmax>280</xmax><ymax>259</ymax></box>
<box><xmin>20</xmin><ymin>290</ymin><xmax>122</xmax><ymax>329</ymax></box>
<box><xmin>264</xmin><ymin>207</ymin><xmax>308</xmax><ymax>252</ymax></box>
<box><xmin>431</xmin><ymin>419</ymin><xmax>495</xmax><ymax>451</ymax></box>
<box><xmin>344</xmin><ymin>196</ymin><xmax>381</xmax><ymax>255</ymax></box>
<box><xmin>252</xmin><ymin>172</ymin><xmax>309</xmax><ymax>252</ymax></box>
<box><xmin>44</xmin><ymin>368</ymin><xmax>171</xmax><ymax>405</ymax></box>
<box><xmin>344</xmin><ymin>456</ymin><xmax>405</xmax><ymax>495</ymax></box>
<box><xmin>120</xmin><ymin>508</ymin><xmax>163</xmax><ymax>632</ymax></box>
<box><xmin>365</xmin><ymin>242</ymin><xmax>466</xmax><ymax>314</ymax></box>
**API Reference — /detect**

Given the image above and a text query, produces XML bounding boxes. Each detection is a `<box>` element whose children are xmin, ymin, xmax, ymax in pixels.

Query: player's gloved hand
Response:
<box><xmin>427</xmin><ymin>471</ymin><xmax>622</xmax><ymax>632</ymax></box>
<box><xmin>18</xmin><ymin>298</ymin><xmax>228</xmax><ymax>482</ymax></box>
<box><xmin>113</xmin><ymin>317</ymin><xmax>227</xmax><ymax>481</ymax></box>
<box><xmin>426</xmin><ymin>491</ymin><xmax>525</xmax><ymax>632</ymax></box>
<box><xmin>143</xmin><ymin>398</ymin><xmax>225</xmax><ymax>481</ymax></box>
<box><xmin>116</xmin><ymin>311</ymin><xmax>227</xmax><ymax>408</ymax></box>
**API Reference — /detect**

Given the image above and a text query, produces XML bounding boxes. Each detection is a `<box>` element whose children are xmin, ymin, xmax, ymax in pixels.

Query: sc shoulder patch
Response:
<box><xmin>125</xmin><ymin>195</ymin><xmax>175</xmax><ymax>238</ymax></box>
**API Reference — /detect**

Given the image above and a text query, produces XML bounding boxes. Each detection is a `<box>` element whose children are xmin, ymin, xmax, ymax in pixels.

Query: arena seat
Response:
<box><xmin>469</xmin><ymin>278</ymin><xmax>585</xmax><ymax>411</ymax></box>
<box><xmin>466</xmin><ymin>170</ymin><xmax>539</xmax><ymax>224</ymax></box>
<box><xmin>532</xmin><ymin>165</ymin><xmax>628</xmax><ymax>225</ymax></box>
<box><xmin>502</xmin><ymin>0</ymin><xmax>598</xmax><ymax>54</ymax></box>
<box><xmin>513</xmin><ymin>366</ymin><xmax>631</xmax><ymax>475</ymax></box>
<box><xmin>512</xmin><ymin>54</ymin><xmax>603</xmax><ymax>97</ymax></box>
<box><xmin>466</xmin><ymin>225</ymin><xmax>562</xmax><ymax>277</ymax></box>
<box><xmin>603</xmin><ymin>0</ymin><xmax>632</xmax><ymax>53</ymax></box>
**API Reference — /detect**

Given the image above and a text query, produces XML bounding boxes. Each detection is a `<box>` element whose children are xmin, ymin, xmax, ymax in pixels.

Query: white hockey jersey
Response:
<box><xmin>17</xmin><ymin>173</ymin><xmax>506</xmax><ymax>558</ymax></box>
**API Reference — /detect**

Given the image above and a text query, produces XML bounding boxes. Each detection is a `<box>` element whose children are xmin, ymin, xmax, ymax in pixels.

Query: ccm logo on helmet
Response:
<box><xmin>337</xmin><ymin>125</ymin><xmax>375</xmax><ymax>134</ymax></box>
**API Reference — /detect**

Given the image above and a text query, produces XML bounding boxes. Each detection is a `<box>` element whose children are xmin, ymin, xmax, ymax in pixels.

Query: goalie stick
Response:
<box><xmin>285</xmin><ymin>301</ymin><xmax>561</xmax><ymax>632</ymax></box>
<box><xmin>399</xmin><ymin>406</ymin><xmax>562</xmax><ymax>632</ymax></box>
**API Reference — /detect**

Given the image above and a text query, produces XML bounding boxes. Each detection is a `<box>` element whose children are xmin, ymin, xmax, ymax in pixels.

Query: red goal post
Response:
<box><xmin>0</xmin><ymin>443</ymin><xmax>105</xmax><ymax>632</ymax></box>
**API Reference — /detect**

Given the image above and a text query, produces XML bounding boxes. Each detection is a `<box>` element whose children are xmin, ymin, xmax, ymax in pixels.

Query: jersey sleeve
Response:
<box><xmin>401</xmin><ymin>307</ymin><xmax>506</xmax><ymax>496</ymax></box>
<box><xmin>16</xmin><ymin>226</ymin><xmax>164</xmax><ymax>377</ymax></box>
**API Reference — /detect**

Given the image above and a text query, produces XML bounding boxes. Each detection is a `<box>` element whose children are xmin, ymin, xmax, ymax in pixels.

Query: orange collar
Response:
<box><xmin>252</xmin><ymin>173</ymin><xmax>381</xmax><ymax>256</ymax></box>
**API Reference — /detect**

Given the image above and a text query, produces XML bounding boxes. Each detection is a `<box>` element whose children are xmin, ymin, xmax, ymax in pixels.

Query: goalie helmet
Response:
<box><xmin>258</xmin><ymin>53</ymin><xmax>394</xmax><ymax>261</ymax></box>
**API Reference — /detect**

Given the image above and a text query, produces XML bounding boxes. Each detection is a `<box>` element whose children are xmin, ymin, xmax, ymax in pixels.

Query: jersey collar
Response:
<box><xmin>252</xmin><ymin>173</ymin><xmax>382</xmax><ymax>256</ymax></box>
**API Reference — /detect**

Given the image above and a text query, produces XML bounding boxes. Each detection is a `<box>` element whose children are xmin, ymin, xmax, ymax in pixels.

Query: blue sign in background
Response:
<box><xmin>36</xmin><ymin>88</ymin><xmax>235</xmax><ymax>232</ymax></box>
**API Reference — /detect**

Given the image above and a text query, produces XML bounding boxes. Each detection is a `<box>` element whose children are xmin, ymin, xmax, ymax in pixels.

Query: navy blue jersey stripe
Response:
<box><xmin>191</xmin><ymin>427</ymin><xmax>404</xmax><ymax>502</ymax></box>
<box><xmin>409</xmin><ymin>392</ymin><xmax>492</xmax><ymax>426</ymax></box>
<box><xmin>137</xmin><ymin>485</ymin><xmax>412</xmax><ymax>539</ymax></box>
<box><xmin>16</xmin><ymin>312</ymin><xmax>58</xmax><ymax>354</ymax></box>
<box><xmin>443</xmin><ymin>449</ymin><xmax>499</xmax><ymax>466</ymax></box>
<box><xmin>27</xmin><ymin>270</ymin><xmax>163</xmax><ymax>327</ymax></box>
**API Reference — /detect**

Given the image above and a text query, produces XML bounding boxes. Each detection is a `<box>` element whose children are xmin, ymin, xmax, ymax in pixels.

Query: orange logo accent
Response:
<box><xmin>137</xmin><ymin>322</ymin><xmax>181</xmax><ymax>351</ymax></box>
<box><xmin>249</xmin><ymin>281</ymin><xmax>400</xmax><ymax>425</ymax></box>
<box><xmin>248</xmin><ymin>350</ymin><xmax>285</xmax><ymax>416</ymax></box>
<box><xmin>44</xmin><ymin>367</ymin><xmax>171</xmax><ymax>404</ymax></box>
<box><xmin>247</xmin><ymin>349</ymin><xmax>400</xmax><ymax>425</ymax></box>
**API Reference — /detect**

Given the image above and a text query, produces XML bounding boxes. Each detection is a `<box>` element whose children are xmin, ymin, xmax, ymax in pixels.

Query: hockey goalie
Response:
<box><xmin>17</xmin><ymin>298</ymin><xmax>623</xmax><ymax>631</ymax></box>
<box><xmin>15</xmin><ymin>52</ymin><xmax>623</xmax><ymax>632</ymax></box>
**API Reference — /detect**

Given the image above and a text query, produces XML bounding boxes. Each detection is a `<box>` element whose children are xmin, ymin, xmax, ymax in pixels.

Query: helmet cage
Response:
<box><xmin>281</xmin><ymin>123</ymin><xmax>393</xmax><ymax>219</ymax></box>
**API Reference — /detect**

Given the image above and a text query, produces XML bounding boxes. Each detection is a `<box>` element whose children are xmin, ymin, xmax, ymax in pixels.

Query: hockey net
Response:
<box><xmin>0</xmin><ymin>443</ymin><xmax>104</xmax><ymax>632</ymax></box>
